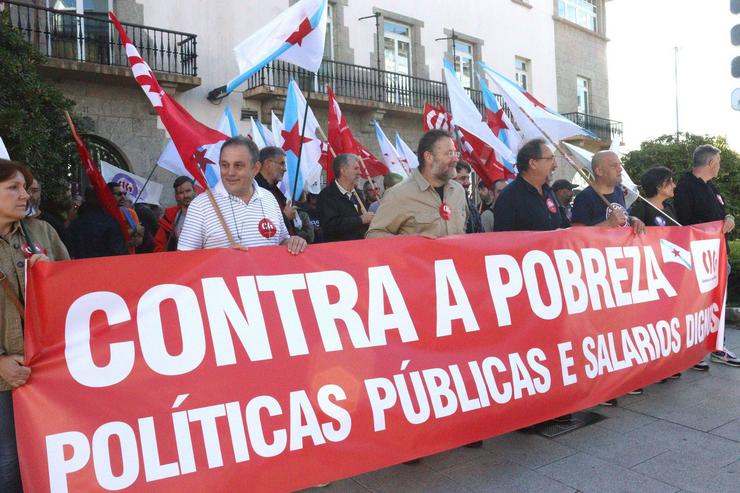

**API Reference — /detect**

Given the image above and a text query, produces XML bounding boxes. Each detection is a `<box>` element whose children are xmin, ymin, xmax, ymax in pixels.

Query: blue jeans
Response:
<box><xmin>0</xmin><ymin>391</ymin><xmax>22</xmax><ymax>492</ymax></box>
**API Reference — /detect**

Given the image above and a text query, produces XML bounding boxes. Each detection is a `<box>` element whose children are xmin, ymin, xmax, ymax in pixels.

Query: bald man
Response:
<box><xmin>571</xmin><ymin>150</ymin><xmax>644</xmax><ymax>234</ymax></box>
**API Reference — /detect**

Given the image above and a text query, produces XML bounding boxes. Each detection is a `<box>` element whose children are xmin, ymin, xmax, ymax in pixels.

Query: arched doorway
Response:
<box><xmin>65</xmin><ymin>134</ymin><xmax>131</xmax><ymax>194</ymax></box>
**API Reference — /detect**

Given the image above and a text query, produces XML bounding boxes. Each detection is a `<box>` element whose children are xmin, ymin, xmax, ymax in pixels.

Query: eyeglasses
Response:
<box><xmin>534</xmin><ymin>156</ymin><xmax>555</xmax><ymax>162</ymax></box>
<box><xmin>438</xmin><ymin>151</ymin><xmax>461</xmax><ymax>158</ymax></box>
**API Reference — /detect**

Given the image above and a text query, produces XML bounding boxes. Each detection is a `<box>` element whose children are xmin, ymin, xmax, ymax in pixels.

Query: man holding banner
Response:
<box><xmin>570</xmin><ymin>151</ymin><xmax>645</xmax><ymax>234</ymax></box>
<box><xmin>493</xmin><ymin>139</ymin><xmax>569</xmax><ymax>232</ymax></box>
<box><xmin>177</xmin><ymin>136</ymin><xmax>306</xmax><ymax>254</ymax></box>
<box><xmin>366</xmin><ymin>129</ymin><xmax>467</xmax><ymax>238</ymax></box>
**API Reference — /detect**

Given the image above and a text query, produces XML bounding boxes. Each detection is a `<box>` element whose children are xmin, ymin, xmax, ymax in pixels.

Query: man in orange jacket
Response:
<box><xmin>153</xmin><ymin>176</ymin><xmax>196</xmax><ymax>252</ymax></box>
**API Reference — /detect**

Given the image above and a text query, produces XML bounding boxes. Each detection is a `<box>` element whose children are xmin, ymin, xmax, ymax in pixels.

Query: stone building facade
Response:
<box><xmin>6</xmin><ymin>0</ymin><xmax>621</xmax><ymax>204</ymax></box>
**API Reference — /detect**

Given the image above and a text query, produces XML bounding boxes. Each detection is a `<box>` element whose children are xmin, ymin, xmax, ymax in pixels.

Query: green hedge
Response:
<box><xmin>729</xmin><ymin>240</ymin><xmax>739</xmax><ymax>305</ymax></box>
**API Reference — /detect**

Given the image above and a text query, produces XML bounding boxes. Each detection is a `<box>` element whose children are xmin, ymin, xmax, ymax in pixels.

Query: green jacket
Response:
<box><xmin>1</xmin><ymin>218</ymin><xmax>69</xmax><ymax>391</ymax></box>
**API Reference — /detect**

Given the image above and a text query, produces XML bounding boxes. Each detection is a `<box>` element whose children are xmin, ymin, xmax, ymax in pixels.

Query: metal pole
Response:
<box><xmin>674</xmin><ymin>46</ymin><xmax>680</xmax><ymax>140</ymax></box>
<box><xmin>451</xmin><ymin>29</ymin><xmax>457</xmax><ymax>61</ymax></box>
<box><xmin>133</xmin><ymin>164</ymin><xmax>158</xmax><ymax>205</ymax></box>
<box><xmin>375</xmin><ymin>13</ymin><xmax>381</xmax><ymax>70</ymax></box>
<box><xmin>359</xmin><ymin>13</ymin><xmax>382</xmax><ymax>70</ymax></box>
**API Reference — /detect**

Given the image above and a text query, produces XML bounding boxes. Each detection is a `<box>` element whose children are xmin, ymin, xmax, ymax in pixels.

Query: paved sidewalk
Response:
<box><xmin>306</xmin><ymin>326</ymin><xmax>740</xmax><ymax>493</ymax></box>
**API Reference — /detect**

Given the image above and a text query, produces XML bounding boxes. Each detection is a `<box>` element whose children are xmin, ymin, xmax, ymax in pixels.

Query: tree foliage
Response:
<box><xmin>622</xmin><ymin>133</ymin><xmax>740</xmax><ymax>224</ymax></box>
<box><xmin>0</xmin><ymin>10</ymin><xmax>76</xmax><ymax>203</ymax></box>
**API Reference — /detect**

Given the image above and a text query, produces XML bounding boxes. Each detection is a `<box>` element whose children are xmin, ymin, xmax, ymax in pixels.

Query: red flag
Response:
<box><xmin>423</xmin><ymin>101</ymin><xmax>453</xmax><ymax>132</ymax></box>
<box><xmin>318</xmin><ymin>141</ymin><xmax>334</xmax><ymax>182</ymax></box>
<box><xmin>457</xmin><ymin>126</ymin><xmax>514</xmax><ymax>187</ymax></box>
<box><xmin>64</xmin><ymin>112</ymin><xmax>133</xmax><ymax>251</ymax></box>
<box><xmin>109</xmin><ymin>12</ymin><xmax>228</xmax><ymax>189</ymax></box>
<box><xmin>327</xmin><ymin>85</ymin><xmax>388</xmax><ymax>178</ymax></box>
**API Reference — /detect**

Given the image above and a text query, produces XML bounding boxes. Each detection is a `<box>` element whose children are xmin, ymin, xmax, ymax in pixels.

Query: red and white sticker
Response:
<box><xmin>546</xmin><ymin>197</ymin><xmax>558</xmax><ymax>214</ymax></box>
<box><xmin>258</xmin><ymin>218</ymin><xmax>277</xmax><ymax>238</ymax></box>
<box><xmin>21</xmin><ymin>243</ymin><xmax>47</xmax><ymax>258</ymax></box>
<box><xmin>716</xmin><ymin>194</ymin><xmax>724</xmax><ymax>206</ymax></box>
<box><xmin>439</xmin><ymin>203</ymin><xmax>451</xmax><ymax>221</ymax></box>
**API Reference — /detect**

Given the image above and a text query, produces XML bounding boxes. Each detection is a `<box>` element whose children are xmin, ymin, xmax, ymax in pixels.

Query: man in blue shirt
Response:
<box><xmin>571</xmin><ymin>150</ymin><xmax>645</xmax><ymax>234</ymax></box>
<box><xmin>571</xmin><ymin>150</ymin><xmax>645</xmax><ymax>404</ymax></box>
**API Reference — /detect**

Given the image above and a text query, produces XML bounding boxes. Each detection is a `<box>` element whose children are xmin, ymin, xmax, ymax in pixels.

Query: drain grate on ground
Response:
<box><xmin>523</xmin><ymin>411</ymin><xmax>606</xmax><ymax>438</ymax></box>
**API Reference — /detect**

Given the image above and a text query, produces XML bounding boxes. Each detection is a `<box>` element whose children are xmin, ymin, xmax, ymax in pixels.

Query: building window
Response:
<box><xmin>558</xmin><ymin>0</ymin><xmax>598</xmax><ymax>32</ymax></box>
<box><xmin>384</xmin><ymin>20</ymin><xmax>412</xmax><ymax>75</ymax></box>
<box><xmin>47</xmin><ymin>0</ymin><xmax>112</xmax><ymax>63</ymax></box>
<box><xmin>324</xmin><ymin>3</ymin><xmax>334</xmax><ymax>60</ymax></box>
<box><xmin>383</xmin><ymin>20</ymin><xmax>412</xmax><ymax>105</ymax></box>
<box><xmin>577</xmin><ymin>76</ymin><xmax>590</xmax><ymax>113</ymax></box>
<box><xmin>454</xmin><ymin>41</ymin><xmax>474</xmax><ymax>89</ymax></box>
<box><xmin>515</xmin><ymin>57</ymin><xmax>530</xmax><ymax>90</ymax></box>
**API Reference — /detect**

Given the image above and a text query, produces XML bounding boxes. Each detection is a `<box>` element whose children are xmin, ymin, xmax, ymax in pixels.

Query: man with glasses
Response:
<box><xmin>493</xmin><ymin>138</ymin><xmax>570</xmax><ymax>232</ymax></box>
<box><xmin>366</xmin><ymin>129</ymin><xmax>467</xmax><ymax>238</ymax></box>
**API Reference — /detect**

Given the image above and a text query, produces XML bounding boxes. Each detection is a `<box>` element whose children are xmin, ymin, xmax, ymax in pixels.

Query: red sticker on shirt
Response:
<box><xmin>258</xmin><ymin>218</ymin><xmax>277</xmax><ymax>238</ymax></box>
<box><xmin>439</xmin><ymin>203</ymin><xmax>451</xmax><ymax>221</ymax></box>
<box><xmin>546</xmin><ymin>197</ymin><xmax>558</xmax><ymax>214</ymax></box>
<box><xmin>20</xmin><ymin>243</ymin><xmax>47</xmax><ymax>258</ymax></box>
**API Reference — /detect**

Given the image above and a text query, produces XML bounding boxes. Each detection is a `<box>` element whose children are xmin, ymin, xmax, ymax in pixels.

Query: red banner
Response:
<box><xmin>15</xmin><ymin>223</ymin><xmax>727</xmax><ymax>492</ymax></box>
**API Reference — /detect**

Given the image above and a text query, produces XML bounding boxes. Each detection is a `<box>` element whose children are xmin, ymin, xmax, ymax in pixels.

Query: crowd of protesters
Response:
<box><xmin>0</xmin><ymin>129</ymin><xmax>737</xmax><ymax>490</ymax></box>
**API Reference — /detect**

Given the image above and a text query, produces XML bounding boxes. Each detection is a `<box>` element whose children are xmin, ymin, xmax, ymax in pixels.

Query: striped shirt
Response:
<box><xmin>177</xmin><ymin>182</ymin><xmax>289</xmax><ymax>250</ymax></box>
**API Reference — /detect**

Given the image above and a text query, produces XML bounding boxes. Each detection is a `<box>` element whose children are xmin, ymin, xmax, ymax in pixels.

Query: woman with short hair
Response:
<box><xmin>0</xmin><ymin>159</ymin><xmax>69</xmax><ymax>492</ymax></box>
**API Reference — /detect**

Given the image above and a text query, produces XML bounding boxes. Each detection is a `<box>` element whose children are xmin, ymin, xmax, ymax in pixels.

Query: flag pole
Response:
<box><xmin>64</xmin><ymin>111</ymin><xmax>135</xmax><ymax>254</ymax></box>
<box><xmin>292</xmin><ymin>80</ymin><xmax>313</xmax><ymax>202</ymax></box>
<box><xmin>315</xmin><ymin>125</ymin><xmax>368</xmax><ymax>214</ymax></box>
<box><xmin>205</xmin><ymin>187</ymin><xmax>238</xmax><ymax>248</ymax></box>
<box><xmin>505</xmin><ymin>103</ymin><xmax>615</xmax><ymax>209</ymax></box>
<box><xmin>492</xmin><ymin>81</ymin><xmax>677</xmax><ymax>223</ymax></box>
<box><xmin>133</xmin><ymin>164</ymin><xmax>159</xmax><ymax>205</ymax></box>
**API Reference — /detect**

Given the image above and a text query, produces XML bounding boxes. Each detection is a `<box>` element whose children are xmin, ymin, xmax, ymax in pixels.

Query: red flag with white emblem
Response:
<box><xmin>109</xmin><ymin>12</ymin><xmax>228</xmax><ymax>190</ymax></box>
<box><xmin>423</xmin><ymin>101</ymin><xmax>454</xmax><ymax>133</ymax></box>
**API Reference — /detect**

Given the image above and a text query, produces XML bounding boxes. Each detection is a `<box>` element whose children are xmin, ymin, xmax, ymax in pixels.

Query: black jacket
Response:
<box><xmin>66</xmin><ymin>206</ymin><xmax>127</xmax><ymax>258</ymax></box>
<box><xmin>317</xmin><ymin>181</ymin><xmax>367</xmax><ymax>242</ymax></box>
<box><xmin>674</xmin><ymin>172</ymin><xmax>726</xmax><ymax>225</ymax></box>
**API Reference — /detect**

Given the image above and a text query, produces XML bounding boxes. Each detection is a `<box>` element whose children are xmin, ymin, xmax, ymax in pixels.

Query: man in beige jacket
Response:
<box><xmin>366</xmin><ymin>129</ymin><xmax>467</xmax><ymax>238</ymax></box>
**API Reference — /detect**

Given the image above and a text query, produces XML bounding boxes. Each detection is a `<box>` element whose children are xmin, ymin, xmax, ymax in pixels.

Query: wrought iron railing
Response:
<box><xmin>245</xmin><ymin>59</ymin><xmax>488</xmax><ymax>113</ymax></box>
<box><xmin>562</xmin><ymin>112</ymin><xmax>623</xmax><ymax>142</ymax></box>
<box><xmin>4</xmin><ymin>0</ymin><xmax>198</xmax><ymax>76</ymax></box>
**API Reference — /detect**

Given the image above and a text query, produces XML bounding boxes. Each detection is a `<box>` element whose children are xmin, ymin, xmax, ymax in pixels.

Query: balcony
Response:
<box><xmin>562</xmin><ymin>112</ymin><xmax>623</xmax><ymax>143</ymax></box>
<box><xmin>4</xmin><ymin>0</ymin><xmax>200</xmax><ymax>90</ymax></box>
<box><xmin>242</xmin><ymin>59</ymin><xmax>487</xmax><ymax>115</ymax></box>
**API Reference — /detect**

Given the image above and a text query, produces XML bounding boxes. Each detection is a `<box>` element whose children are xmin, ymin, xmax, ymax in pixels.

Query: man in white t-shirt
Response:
<box><xmin>177</xmin><ymin>136</ymin><xmax>307</xmax><ymax>255</ymax></box>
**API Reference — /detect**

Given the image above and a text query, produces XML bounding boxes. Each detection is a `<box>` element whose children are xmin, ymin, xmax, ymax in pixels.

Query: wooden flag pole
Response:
<box><xmin>204</xmin><ymin>187</ymin><xmax>238</xmax><ymax>248</ymax></box>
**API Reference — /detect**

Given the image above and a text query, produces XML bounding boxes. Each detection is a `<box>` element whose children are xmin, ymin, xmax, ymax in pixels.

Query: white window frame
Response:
<box><xmin>577</xmin><ymin>76</ymin><xmax>590</xmax><ymax>114</ymax></box>
<box><xmin>454</xmin><ymin>40</ymin><xmax>474</xmax><ymax>89</ymax></box>
<box><xmin>384</xmin><ymin>20</ymin><xmax>412</xmax><ymax>75</ymax></box>
<box><xmin>558</xmin><ymin>0</ymin><xmax>598</xmax><ymax>32</ymax></box>
<box><xmin>515</xmin><ymin>56</ymin><xmax>530</xmax><ymax>91</ymax></box>
<box><xmin>383</xmin><ymin>20</ymin><xmax>413</xmax><ymax>105</ymax></box>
